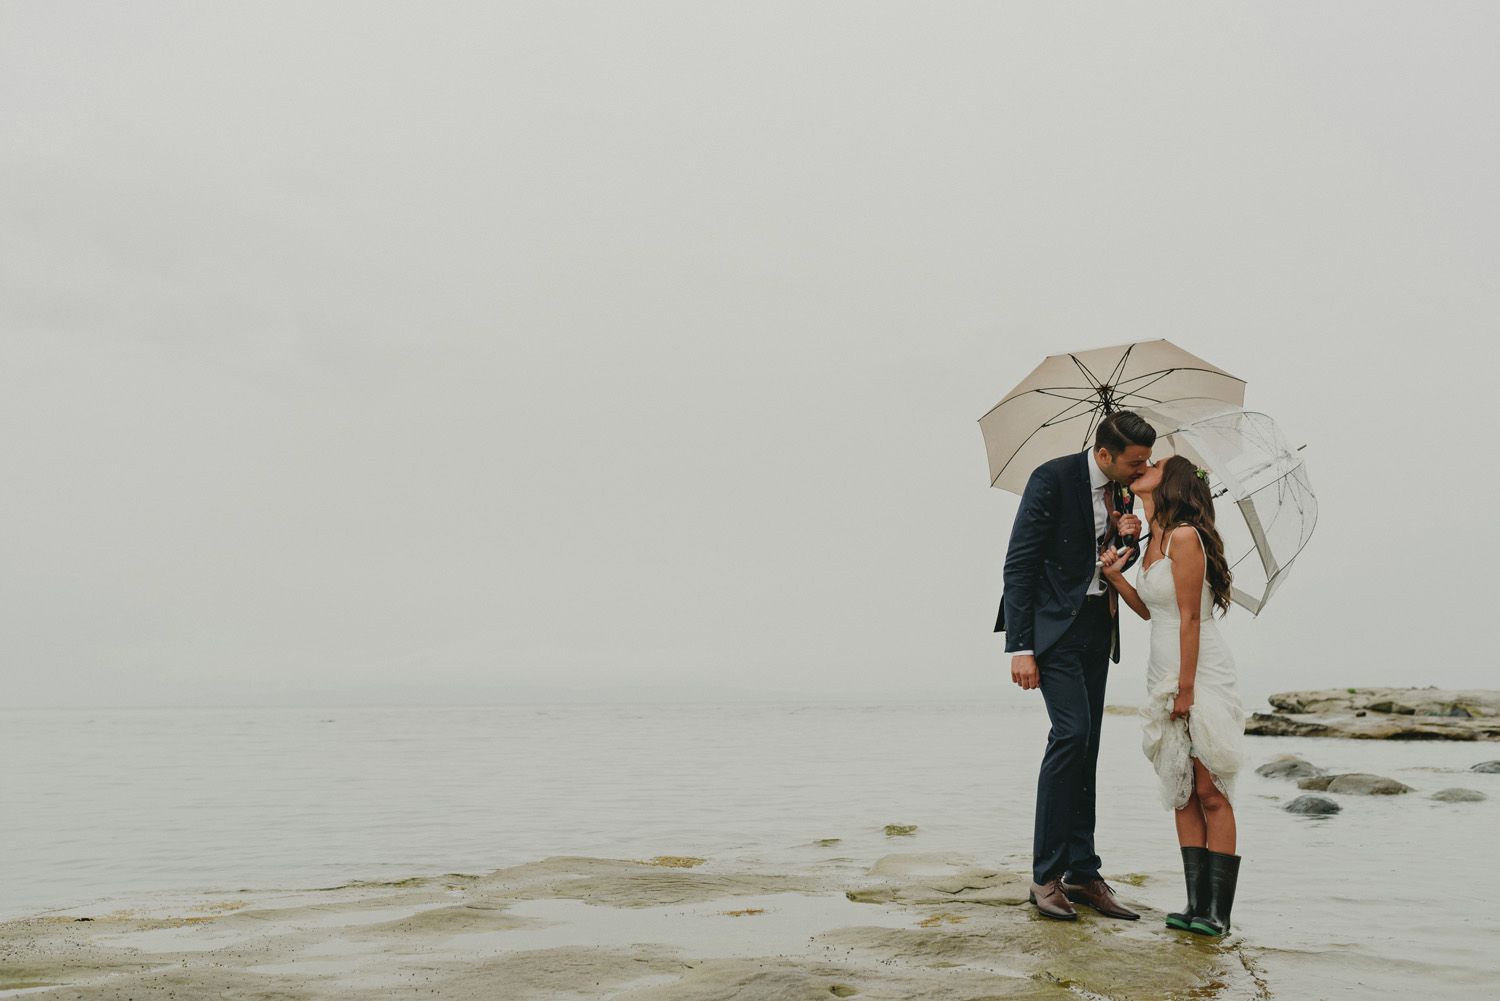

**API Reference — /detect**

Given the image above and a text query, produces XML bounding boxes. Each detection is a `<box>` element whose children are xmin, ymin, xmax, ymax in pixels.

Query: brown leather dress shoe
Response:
<box><xmin>1061</xmin><ymin>876</ymin><xmax>1140</xmax><ymax>920</ymax></box>
<box><xmin>1028</xmin><ymin>878</ymin><xmax>1078</xmax><ymax>920</ymax></box>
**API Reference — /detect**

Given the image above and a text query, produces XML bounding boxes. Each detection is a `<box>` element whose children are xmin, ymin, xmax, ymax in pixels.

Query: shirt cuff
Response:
<box><xmin>1011</xmin><ymin>650</ymin><xmax>1034</xmax><ymax>657</ymax></box>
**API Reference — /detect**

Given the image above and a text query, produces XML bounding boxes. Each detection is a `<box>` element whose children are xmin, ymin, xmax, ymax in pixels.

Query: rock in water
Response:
<box><xmin>1284</xmin><ymin>795</ymin><xmax>1341</xmax><ymax>815</ymax></box>
<box><xmin>1297</xmin><ymin>773</ymin><xmax>1413</xmax><ymax>795</ymax></box>
<box><xmin>1256</xmin><ymin>758</ymin><xmax>1324</xmax><ymax>780</ymax></box>
<box><xmin>1471</xmin><ymin>760</ymin><xmax>1500</xmax><ymax>773</ymax></box>
<box><xmin>1430</xmin><ymin>788</ymin><xmax>1486</xmax><ymax>802</ymax></box>
<box><xmin>1249</xmin><ymin>688</ymin><xmax>1500</xmax><ymax>740</ymax></box>
<box><xmin>1331</xmin><ymin>774</ymin><xmax>1414</xmax><ymax>795</ymax></box>
<box><xmin>1269</xmin><ymin>688</ymin><xmax>1500</xmax><ymax>717</ymax></box>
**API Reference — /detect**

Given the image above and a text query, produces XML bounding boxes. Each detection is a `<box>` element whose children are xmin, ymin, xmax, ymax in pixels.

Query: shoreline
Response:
<box><xmin>2</xmin><ymin>854</ymin><xmax>1264</xmax><ymax>1000</ymax></box>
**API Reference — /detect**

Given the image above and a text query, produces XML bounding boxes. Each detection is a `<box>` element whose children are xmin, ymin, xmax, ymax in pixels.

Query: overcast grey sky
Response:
<box><xmin>2</xmin><ymin>3</ymin><xmax>1494</xmax><ymax>708</ymax></box>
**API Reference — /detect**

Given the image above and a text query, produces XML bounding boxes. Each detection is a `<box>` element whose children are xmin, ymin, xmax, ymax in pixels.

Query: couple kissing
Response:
<box><xmin>996</xmin><ymin>411</ymin><xmax>1246</xmax><ymax>937</ymax></box>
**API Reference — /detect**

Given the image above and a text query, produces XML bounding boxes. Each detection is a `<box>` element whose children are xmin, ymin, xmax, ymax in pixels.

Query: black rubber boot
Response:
<box><xmin>1189</xmin><ymin>851</ymin><xmax>1240</xmax><ymax>937</ymax></box>
<box><xmin>1165</xmin><ymin>846</ymin><xmax>1207</xmax><ymax>931</ymax></box>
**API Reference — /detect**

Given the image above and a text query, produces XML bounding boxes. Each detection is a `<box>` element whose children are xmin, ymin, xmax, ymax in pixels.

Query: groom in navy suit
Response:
<box><xmin>997</xmin><ymin>411</ymin><xmax>1155</xmax><ymax>921</ymax></box>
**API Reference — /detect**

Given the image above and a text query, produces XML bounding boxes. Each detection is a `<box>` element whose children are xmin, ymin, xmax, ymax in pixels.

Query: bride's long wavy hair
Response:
<box><xmin>1152</xmin><ymin>455</ymin><xmax>1233</xmax><ymax>616</ymax></box>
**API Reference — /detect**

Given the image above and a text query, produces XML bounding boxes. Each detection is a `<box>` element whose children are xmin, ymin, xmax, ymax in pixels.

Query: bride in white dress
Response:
<box><xmin>1100</xmin><ymin>455</ymin><xmax>1245</xmax><ymax>938</ymax></box>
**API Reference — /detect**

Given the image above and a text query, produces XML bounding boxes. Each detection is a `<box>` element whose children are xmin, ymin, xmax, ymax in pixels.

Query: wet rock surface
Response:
<box><xmin>1255</xmin><ymin>757</ymin><xmax>1325</xmax><ymax>780</ymax></box>
<box><xmin>1283</xmin><ymin>795</ymin><xmax>1341</xmax><ymax>815</ymax></box>
<box><xmin>0</xmin><ymin>854</ymin><xmax>1265</xmax><ymax>1001</ymax></box>
<box><xmin>1471</xmin><ymin>760</ymin><xmax>1500</xmax><ymax>773</ymax></box>
<box><xmin>1247</xmin><ymin>688</ymin><xmax>1500</xmax><ymax>740</ymax></box>
<box><xmin>1267</xmin><ymin>689</ymin><xmax>1500</xmax><ymax>717</ymax></box>
<box><xmin>1431</xmin><ymin>788</ymin><xmax>1486</xmax><ymax>802</ymax></box>
<box><xmin>1296</xmin><ymin>773</ymin><xmax>1414</xmax><ymax>795</ymax></box>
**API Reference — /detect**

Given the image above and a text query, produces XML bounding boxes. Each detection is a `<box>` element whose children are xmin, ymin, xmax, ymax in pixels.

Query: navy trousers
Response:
<box><xmin>1032</xmin><ymin>595</ymin><xmax>1113</xmax><ymax>884</ymax></box>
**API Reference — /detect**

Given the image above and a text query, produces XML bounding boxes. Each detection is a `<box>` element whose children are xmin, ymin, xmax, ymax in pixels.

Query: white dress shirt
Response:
<box><xmin>1085</xmin><ymin>447</ymin><xmax>1113</xmax><ymax>597</ymax></box>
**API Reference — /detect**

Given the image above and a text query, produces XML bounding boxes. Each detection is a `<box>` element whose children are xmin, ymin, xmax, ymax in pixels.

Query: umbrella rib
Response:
<box><xmin>1103</xmin><ymin>344</ymin><xmax>1134</xmax><ymax>390</ymax></box>
<box><xmin>1069</xmin><ymin>353</ymin><xmax>1103</xmax><ymax>387</ymax></box>
<box><xmin>1113</xmin><ymin>370</ymin><xmax>1178</xmax><ymax>397</ymax></box>
<box><xmin>989</xmin><ymin>358</ymin><xmax>1243</xmax><ymax>424</ymax></box>
<box><xmin>1032</xmin><ymin>388</ymin><xmax>1112</xmax><ymax>403</ymax></box>
<box><xmin>979</xmin><ymin>385</ymin><xmax>1097</xmax><ymax>420</ymax></box>
<box><xmin>991</xmin><ymin>357</ymin><xmax>1244</xmax><ymax>424</ymax></box>
<box><xmin>1020</xmin><ymin>370</ymin><xmax>1230</xmax><ymax>408</ymax></box>
<box><xmin>1108</xmin><ymin>367</ymin><xmax>1240</xmax><ymax>407</ymax></box>
<box><xmin>989</xmin><ymin>397</ymin><xmax>1104</xmax><ymax>487</ymax></box>
<box><xmin>1111</xmin><ymin>389</ymin><xmax>1169</xmax><ymax>406</ymax></box>
<box><xmin>991</xmin><ymin>422</ymin><xmax>1057</xmax><ymax>487</ymax></box>
<box><xmin>1069</xmin><ymin>350</ymin><xmax>1124</xmax><ymax>414</ymax></box>
<box><xmin>980</xmin><ymin>384</ymin><xmax>1129</xmax><ymax>420</ymax></box>
<box><xmin>1039</xmin><ymin>408</ymin><xmax>1104</xmax><ymax>428</ymax></box>
<box><xmin>1114</xmin><ymin>366</ymin><xmax>1246</xmax><ymax>389</ymax></box>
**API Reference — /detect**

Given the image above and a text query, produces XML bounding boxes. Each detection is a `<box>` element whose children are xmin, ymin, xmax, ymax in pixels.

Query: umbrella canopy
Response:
<box><xmin>979</xmin><ymin>340</ymin><xmax>1245</xmax><ymax>494</ymax></box>
<box><xmin>1136</xmin><ymin>398</ymin><xmax>1317</xmax><ymax>615</ymax></box>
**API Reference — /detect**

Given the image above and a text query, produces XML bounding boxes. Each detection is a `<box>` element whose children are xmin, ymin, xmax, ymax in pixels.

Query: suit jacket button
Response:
<box><xmin>1071</xmin><ymin>610</ymin><xmax>1077</xmax><ymax>616</ymax></box>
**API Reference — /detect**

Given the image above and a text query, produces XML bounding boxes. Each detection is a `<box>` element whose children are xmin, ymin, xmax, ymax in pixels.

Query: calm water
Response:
<box><xmin>3</xmin><ymin>702</ymin><xmax>1498</xmax><ymax>997</ymax></box>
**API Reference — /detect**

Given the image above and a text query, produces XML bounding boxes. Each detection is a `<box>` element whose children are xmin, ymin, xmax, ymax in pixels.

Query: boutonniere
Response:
<box><xmin>1118</xmin><ymin>485</ymin><xmax>1132</xmax><ymax>506</ymax></box>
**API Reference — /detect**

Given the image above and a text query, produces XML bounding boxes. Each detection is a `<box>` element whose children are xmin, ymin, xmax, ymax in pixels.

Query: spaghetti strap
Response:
<box><xmin>1162</xmin><ymin>525</ymin><xmax>1203</xmax><ymax>559</ymax></box>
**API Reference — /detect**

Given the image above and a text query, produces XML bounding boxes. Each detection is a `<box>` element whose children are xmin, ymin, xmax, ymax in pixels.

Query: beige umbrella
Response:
<box><xmin>978</xmin><ymin>339</ymin><xmax>1245</xmax><ymax>494</ymax></box>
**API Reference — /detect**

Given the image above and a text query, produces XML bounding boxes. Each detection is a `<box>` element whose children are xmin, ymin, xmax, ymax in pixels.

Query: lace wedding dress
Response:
<box><xmin>1136</xmin><ymin>527</ymin><xmax>1246</xmax><ymax>810</ymax></box>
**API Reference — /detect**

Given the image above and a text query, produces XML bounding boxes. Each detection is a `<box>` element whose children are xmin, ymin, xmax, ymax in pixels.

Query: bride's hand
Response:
<box><xmin>1170</xmin><ymin>689</ymin><xmax>1194</xmax><ymax>721</ymax></box>
<box><xmin>1098</xmin><ymin>545</ymin><xmax>1132</xmax><ymax>579</ymax></box>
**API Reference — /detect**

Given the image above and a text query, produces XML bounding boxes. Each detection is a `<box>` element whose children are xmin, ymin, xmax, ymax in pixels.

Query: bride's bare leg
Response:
<box><xmin>1174</xmin><ymin>790</ymin><xmax>1207</xmax><ymax>848</ymax></box>
<box><xmin>1191</xmin><ymin>756</ymin><xmax>1236</xmax><ymax>855</ymax></box>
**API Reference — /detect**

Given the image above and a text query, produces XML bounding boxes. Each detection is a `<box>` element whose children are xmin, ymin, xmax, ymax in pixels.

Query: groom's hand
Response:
<box><xmin>1111</xmin><ymin>510</ymin><xmax>1142</xmax><ymax>540</ymax></box>
<box><xmin>1011</xmin><ymin>654</ymin><xmax>1040</xmax><ymax>691</ymax></box>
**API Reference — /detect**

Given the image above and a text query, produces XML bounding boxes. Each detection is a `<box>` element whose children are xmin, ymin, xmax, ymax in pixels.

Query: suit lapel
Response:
<box><xmin>1071</xmin><ymin>450</ymin><xmax>1093</xmax><ymax>535</ymax></box>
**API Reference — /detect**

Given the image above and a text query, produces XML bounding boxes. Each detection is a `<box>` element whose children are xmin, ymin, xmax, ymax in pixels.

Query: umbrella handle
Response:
<box><xmin>1098</xmin><ymin>535</ymin><xmax>1138</xmax><ymax>570</ymax></box>
<box><xmin>1097</xmin><ymin>534</ymin><xmax>1136</xmax><ymax>569</ymax></box>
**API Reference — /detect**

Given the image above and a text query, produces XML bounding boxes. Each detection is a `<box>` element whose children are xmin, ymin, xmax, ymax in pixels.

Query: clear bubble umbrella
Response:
<box><xmin>979</xmin><ymin>339</ymin><xmax>1246</xmax><ymax>494</ymax></box>
<box><xmin>1135</xmin><ymin>398</ymin><xmax>1317</xmax><ymax>615</ymax></box>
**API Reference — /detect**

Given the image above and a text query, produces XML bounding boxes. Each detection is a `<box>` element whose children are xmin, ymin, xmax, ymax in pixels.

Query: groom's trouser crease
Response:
<box><xmin>1032</xmin><ymin>596</ymin><xmax>1113</xmax><ymax>885</ymax></box>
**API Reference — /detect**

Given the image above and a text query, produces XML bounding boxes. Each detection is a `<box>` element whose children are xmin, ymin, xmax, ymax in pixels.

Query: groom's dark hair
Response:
<box><xmin>1094</xmin><ymin>411</ymin><xmax>1156</xmax><ymax>456</ymax></box>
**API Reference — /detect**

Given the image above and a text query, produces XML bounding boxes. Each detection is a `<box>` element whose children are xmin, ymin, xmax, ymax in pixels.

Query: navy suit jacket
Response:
<box><xmin>995</xmin><ymin>451</ymin><xmax>1126</xmax><ymax>663</ymax></box>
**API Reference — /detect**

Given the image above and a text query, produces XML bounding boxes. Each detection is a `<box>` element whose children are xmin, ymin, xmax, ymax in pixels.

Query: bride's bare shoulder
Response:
<box><xmin>1167</xmin><ymin>525</ymin><xmax>1203</xmax><ymax>555</ymax></box>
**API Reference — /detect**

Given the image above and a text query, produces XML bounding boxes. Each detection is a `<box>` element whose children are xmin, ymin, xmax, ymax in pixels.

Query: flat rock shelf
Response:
<box><xmin>1246</xmin><ymin>688</ymin><xmax>1500</xmax><ymax>740</ymax></box>
<box><xmin>0</xmin><ymin>854</ymin><xmax>1264</xmax><ymax>1001</ymax></box>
